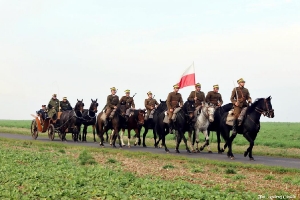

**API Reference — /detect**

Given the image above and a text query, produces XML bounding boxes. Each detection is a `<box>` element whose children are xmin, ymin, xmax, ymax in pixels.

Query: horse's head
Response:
<box><xmin>157</xmin><ymin>99</ymin><xmax>167</xmax><ymax>112</ymax></box>
<box><xmin>183</xmin><ymin>100</ymin><xmax>196</xmax><ymax>119</ymax></box>
<box><xmin>118</xmin><ymin>101</ymin><xmax>127</xmax><ymax>117</ymax></box>
<box><xmin>251</xmin><ymin>96</ymin><xmax>274</xmax><ymax>118</ymax></box>
<box><xmin>137</xmin><ymin>109</ymin><xmax>146</xmax><ymax>125</ymax></box>
<box><xmin>202</xmin><ymin>103</ymin><xmax>216</xmax><ymax>122</ymax></box>
<box><xmin>75</xmin><ymin>99</ymin><xmax>84</xmax><ymax>112</ymax></box>
<box><xmin>89</xmin><ymin>99</ymin><xmax>98</xmax><ymax>113</ymax></box>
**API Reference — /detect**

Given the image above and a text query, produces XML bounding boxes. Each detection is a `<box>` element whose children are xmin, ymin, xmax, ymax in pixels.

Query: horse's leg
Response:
<box><xmin>112</xmin><ymin>128</ymin><xmax>118</xmax><ymax>148</ymax></box>
<box><xmin>243</xmin><ymin>132</ymin><xmax>256</xmax><ymax>161</ymax></box>
<box><xmin>137</xmin><ymin>127</ymin><xmax>141</xmax><ymax>146</ymax></box>
<box><xmin>188</xmin><ymin>130</ymin><xmax>194</xmax><ymax>152</ymax></box>
<box><xmin>110</xmin><ymin>130</ymin><xmax>113</xmax><ymax>146</ymax></box>
<box><xmin>217</xmin><ymin>130</ymin><xmax>224</xmax><ymax>153</ymax></box>
<box><xmin>142</xmin><ymin>126</ymin><xmax>148</xmax><ymax>147</ymax></box>
<box><xmin>134</xmin><ymin>128</ymin><xmax>139</xmax><ymax>146</ymax></box>
<box><xmin>195</xmin><ymin>129</ymin><xmax>200</xmax><ymax>152</ymax></box>
<box><xmin>153</xmin><ymin>128</ymin><xmax>158</xmax><ymax>147</ymax></box>
<box><xmin>83</xmin><ymin>125</ymin><xmax>88</xmax><ymax>142</ymax></box>
<box><xmin>201</xmin><ymin>130</ymin><xmax>212</xmax><ymax>153</ymax></box>
<box><xmin>175</xmin><ymin>130</ymin><xmax>182</xmax><ymax>153</ymax></box>
<box><xmin>78</xmin><ymin>125</ymin><xmax>82</xmax><ymax>141</ymax></box>
<box><xmin>227</xmin><ymin>131</ymin><xmax>237</xmax><ymax>159</ymax></box>
<box><xmin>92</xmin><ymin>125</ymin><xmax>96</xmax><ymax>142</ymax></box>
<box><xmin>162</xmin><ymin>134</ymin><xmax>169</xmax><ymax>153</ymax></box>
<box><xmin>105</xmin><ymin>131</ymin><xmax>109</xmax><ymax>143</ymax></box>
<box><xmin>127</xmin><ymin>128</ymin><xmax>131</xmax><ymax>148</ymax></box>
<box><xmin>120</xmin><ymin>128</ymin><xmax>125</xmax><ymax>147</ymax></box>
<box><xmin>182</xmin><ymin>134</ymin><xmax>191</xmax><ymax>153</ymax></box>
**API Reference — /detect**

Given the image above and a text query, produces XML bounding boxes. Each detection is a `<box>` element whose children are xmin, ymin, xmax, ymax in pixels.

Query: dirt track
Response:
<box><xmin>1</xmin><ymin>132</ymin><xmax>300</xmax><ymax>169</ymax></box>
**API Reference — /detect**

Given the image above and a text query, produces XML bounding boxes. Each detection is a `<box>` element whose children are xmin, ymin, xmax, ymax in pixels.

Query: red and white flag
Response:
<box><xmin>178</xmin><ymin>63</ymin><xmax>196</xmax><ymax>89</ymax></box>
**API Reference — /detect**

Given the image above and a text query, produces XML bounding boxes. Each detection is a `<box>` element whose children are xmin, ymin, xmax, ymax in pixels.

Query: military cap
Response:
<box><xmin>213</xmin><ymin>84</ymin><xmax>219</xmax><ymax>88</ymax></box>
<box><xmin>63</xmin><ymin>97</ymin><xmax>67</xmax><ymax>100</ymax></box>
<box><xmin>195</xmin><ymin>83</ymin><xmax>201</xmax><ymax>87</ymax></box>
<box><xmin>147</xmin><ymin>91</ymin><xmax>152</xmax><ymax>95</ymax></box>
<box><xmin>52</xmin><ymin>94</ymin><xmax>57</xmax><ymax>97</ymax></box>
<box><xmin>42</xmin><ymin>105</ymin><xmax>46</xmax><ymax>107</ymax></box>
<box><xmin>237</xmin><ymin>78</ymin><xmax>245</xmax><ymax>84</ymax></box>
<box><xmin>124</xmin><ymin>89</ymin><xmax>130</xmax><ymax>93</ymax></box>
<box><xmin>173</xmin><ymin>84</ymin><xmax>180</xmax><ymax>89</ymax></box>
<box><xmin>110</xmin><ymin>87</ymin><xmax>116</xmax><ymax>91</ymax></box>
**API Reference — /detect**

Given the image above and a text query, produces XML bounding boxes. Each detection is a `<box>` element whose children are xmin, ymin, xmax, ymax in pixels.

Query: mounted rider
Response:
<box><xmin>205</xmin><ymin>85</ymin><xmax>223</xmax><ymax>107</ymax></box>
<box><xmin>60</xmin><ymin>97</ymin><xmax>73</xmax><ymax>111</ymax></box>
<box><xmin>230</xmin><ymin>78</ymin><xmax>252</xmax><ymax>135</ymax></box>
<box><xmin>47</xmin><ymin>94</ymin><xmax>59</xmax><ymax>120</ymax></box>
<box><xmin>104</xmin><ymin>87</ymin><xmax>119</xmax><ymax>126</ymax></box>
<box><xmin>144</xmin><ymin>91</ymin><xmax>159</xmax><ymax>120</ymax></box>
<box><xmin>119</xmin><ymin>89</ymin><xmax>135</xmax><ymax>122</ymax></box>
<box><xmin>188</xmin><ymin>83</ymin><xmax>205</xmax><ymax>122</ymax></box>
<box><xmin>167</xmin><ymin>84</ymin><xmax>183</xmax><ymax>133</ymax></box>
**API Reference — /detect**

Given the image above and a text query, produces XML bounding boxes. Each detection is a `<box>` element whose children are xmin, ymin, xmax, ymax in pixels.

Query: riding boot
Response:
<box><xmin>104</xmin><ymin>119</ymin><xmax>108</xmax><ymax>127</ymax></box>
<box><xmin>232</xmin><ymin>119</ymin><xmax>238</xmax><ymax>135</ymax></box>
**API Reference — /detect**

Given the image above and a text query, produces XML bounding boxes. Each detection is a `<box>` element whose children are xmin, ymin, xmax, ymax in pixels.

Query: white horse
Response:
<box><xmin>189</xmin><ymin>103</ymin><xmax>215</xmax><ymax>153</ymax></box>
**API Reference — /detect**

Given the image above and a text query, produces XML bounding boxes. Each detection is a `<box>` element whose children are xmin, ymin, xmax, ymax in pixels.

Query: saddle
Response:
<box><xmin>226</xmin><ymin>107</ymin><xmax>248</xmax><ymax>126</ymax></box>
<box><xmin>149</xmin><ymin>109</ymin><xmax>155</xmax><ymax>119</ymax></box>
<box><xmin>163</xmin><ymin>107</ymin><xmax>181</xmax><ymax>123</ymax></box>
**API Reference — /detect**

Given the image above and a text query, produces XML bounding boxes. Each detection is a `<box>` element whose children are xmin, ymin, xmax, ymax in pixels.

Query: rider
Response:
<box><xmin>47</xmin><ymin>94</ymin><xmax>59</xmax><ymax>120</ymax></box>
<box><xmin>166</xmin><ymin>84</ymin><xmax>183</xmax><ymax>133</ymax></box>
<box><xmin>188</xmin><ymin>83</ymin><xmax>205</xmax><ymax>122</ymax></box>
<box><xmin>119</xmin><ymin>89</ymin><xmax>135</xmax><ymax>122</ymax></box>
<box><xmin>144</xmin><ymin>91</ymin><xmax>159</xmax><ymax>120</ymax></box>
<box><xmin>36</xmin><ymin>105</ymin><xmax>48</xmax><ymax>124</ymax></box>
<box><xmin>205</xmin><ymin>85</ymin><xmax>223</xmax><ymax>107</ymax></box>
<box><xmin>230</xmin><ymin>78</ymin><xmax>252</xmax><ymax>134</ymax></box>
<box><xmin>60</xmin><ymin>97</ymin><xmax>73</xmax><ymax>111</ymax></box>
<box><xmin>104</xmin><ymin>87</ymin><xmax>119</xmax><ymax>126</ymax></box>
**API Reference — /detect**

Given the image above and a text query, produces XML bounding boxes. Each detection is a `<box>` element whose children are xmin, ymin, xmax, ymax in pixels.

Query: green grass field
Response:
<box><xmin>1</xmin><ymin>138</ymin><xmax>299</xmax><ymax>199</ymax></box>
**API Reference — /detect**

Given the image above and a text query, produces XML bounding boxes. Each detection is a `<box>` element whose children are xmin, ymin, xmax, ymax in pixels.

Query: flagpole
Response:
<box><xmin>193</xmin><ymin>61</ymin><xmax>196</xmax><ymax>98</ymax></box>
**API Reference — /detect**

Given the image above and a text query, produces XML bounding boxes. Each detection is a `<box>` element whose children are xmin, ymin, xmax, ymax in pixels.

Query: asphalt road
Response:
<box><xmin>1</xmin><ymin>132</ymin><xmax>300</xmax><ymax>169</ymax></box>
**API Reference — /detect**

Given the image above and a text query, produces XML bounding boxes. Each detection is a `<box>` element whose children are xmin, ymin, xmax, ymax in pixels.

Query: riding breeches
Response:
<box><xmin>233</xmin><ymin>106</ymin><xmax>242</xmax><ymax>119</ymax></box>
<box><xmin>106</xmin><ymin>108</ymin><xmax>116</xmax><ymax>119</ymax></box>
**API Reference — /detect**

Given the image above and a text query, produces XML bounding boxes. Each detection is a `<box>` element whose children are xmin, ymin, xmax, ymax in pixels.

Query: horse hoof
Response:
<box><xmin>250</xmin><ymin>157</ymin><xmax>255</xmax><ymax>161</ymax></box>
<box><xmin>218</xmin><ymin>151</ymin><xmax>223</xmax><ymax>154</ymax></box>
<box><xmin>166</xmin><ymin>151</ymin><xmax>170</xmax><ymax>153</ymax></box>
<box><xmin>208</xmin><ymin>151</ymin><xmax>213</xmax><ymax>153</ymax></box>
<box><xmin>230</xmin><ymin>156</ymin><xmax>235</xmax><ymax>160</ymax></box>
<box><xmin>186</xmin><ymin>150</ymin><xmax>191</xmax><ymax>153</ymax></box>
<box><xmin>244</xmin><ymin>151</ymin><xmax>249</xmax><ymax>157</ymax></box>
<box><xmin>134</xmin><ymin>143</ymin><xmax>137</xmax><ymax>146</ymax></box>
<box><xmin>199</xmin><ymin>147</ymin><xmax>204</xmax><ymax>151</ymax></box>
<box><xmin>143</xmin><ymin>145</ymin><xmax>147</xmax><ymax>148</ymax></box>
<box><xmin>221</xmin><ymin>148</ymin><xmax>225</xmax><ymax>152</ymax></box>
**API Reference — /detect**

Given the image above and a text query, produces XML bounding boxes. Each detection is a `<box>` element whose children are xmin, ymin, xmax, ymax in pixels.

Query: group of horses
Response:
<box><xmin>59</xmin><ymin>96</ymin><xmax>274</xmax><ymax>160</ymax></box>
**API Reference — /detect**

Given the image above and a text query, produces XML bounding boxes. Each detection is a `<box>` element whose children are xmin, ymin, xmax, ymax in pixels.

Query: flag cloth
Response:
<box><xmin>178</xmin><ymin>64</ymin><xmax>196</xmax><ymax>89</ymax></box>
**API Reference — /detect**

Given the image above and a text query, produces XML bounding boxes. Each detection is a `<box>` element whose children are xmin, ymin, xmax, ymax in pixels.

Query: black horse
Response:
<box><xmin>173</xmin><ymin>100</ymin><xmax>195</xmax><ymax>153</ymax></box>
<box><xmin>96</xmin><ymin>103</ymin><xmax>127</xmax><ymax>147</ymax></box>
<box><xmin>59</xmin><ymin>99</ymin><xmax>85</xmax><ymax>142</ymax></box>
<box><xmin>80</xmin><ymin>99</ymin><xmax>98</xmax><ymax>142</ymax></box>
<box><xmin>142</xmin><ymin>100</ymin><xmax>166</xmax><ymax>147</ymax></box>
<box><xmin>219</xmin><ymin>96</ymin><xmax>274</xmax><ymax>160</ymax></box>
<box><xmin>207</xmin><ymin>103</ymin><xmax>233</xmax><ymax>153</ymax></box>
<box><xmin>153</xmin><ymin>100</ymin><xmax>169</xmax><ymax>151</ymax></box>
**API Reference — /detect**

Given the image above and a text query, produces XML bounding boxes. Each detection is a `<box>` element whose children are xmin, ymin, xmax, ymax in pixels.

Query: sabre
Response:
<box><xmin>132</xmin><ymin>93</ymin><xmax>137</xmax><ymax>98</ymax></box>
<box><xmin>233</xmin><ymin>80</ymin><xmax>238</xmax><ymax>100</ymax></box>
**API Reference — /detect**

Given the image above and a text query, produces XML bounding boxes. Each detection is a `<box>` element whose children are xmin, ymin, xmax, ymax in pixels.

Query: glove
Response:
<box><xmin>248</xmin><ymin>99</ymin><xmax>252</xmax><ymax>104</ymax></box>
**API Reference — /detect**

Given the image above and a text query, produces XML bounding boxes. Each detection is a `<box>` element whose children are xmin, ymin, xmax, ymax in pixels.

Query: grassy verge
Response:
<box><xmin>0</xmin><ymin>138</ymin><xmax>299</xmax><ymax>199</ymax></box>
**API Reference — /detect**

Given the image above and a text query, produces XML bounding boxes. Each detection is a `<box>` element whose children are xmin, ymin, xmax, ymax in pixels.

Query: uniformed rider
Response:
<box><xmin>205</xmin><ymin>85</ymin><xmax>223</xmax><ymax>107</ymax></box>
<box><xmin>60</xmin><ymin>97</ymin><xmax>73</xmax><ymax>111</ymax></box>
<box><xmin>166</xmin><ymin>84</ymin><xmax>183</xmax><ymax>133</ymax></box>
<box><xmin>144</xmin><ymin>91</ymin><xmax>159</xmax><ymax>120</ymax></box>
<box><xmin>104</xmin><ymin>87</ymin><xmax>119</xmax><ymax>126</ymax></box>
<box><xmin>119</xmin><ymin>89</ymin><xmax>135</xmax><ymax>121</ymax></box>
<box><xmin>47</xmin><ymin>94</ymin><xmax>59</xmax><ymax>120</ymax></box>
<box><xmin>230</xmin><ymin>78</ymin><xmax>252</xmax><ymax>134</ymax></box>
<box><xmin>188</xmin><ymin>83</ymin><xmax>205</xmax><ymax>122</ymax></box>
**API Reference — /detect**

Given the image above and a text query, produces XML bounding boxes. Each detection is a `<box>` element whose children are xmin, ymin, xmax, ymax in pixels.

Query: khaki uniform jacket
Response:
<box><xmin>48</xmin><ymin>98</ymin><xmax>59</xmax><ymax>112</ymax></box>
<box><xmin>188</xmin><ymin>91</ymin><xmax>205</xmax><ymax>107</ymax></box>
<box><xmin>105</xmin><ymin>95</ymin><xmax>119</xmax><ymax>109</ymax></box>
<box><xmin>120</xmin><ymin>96</ymin><xmax>135</xmax><ymax>109</ymax></box>
<box><xmin>230</xmin><ymin>87</ymin><xmax>251</xmax><ymax>108</ymax></box>
<box><xmin>205</xmin><ymin>91</ymin><xmax>223</xmax><ymax>106</ymax></box>
<box><xmin>145</xmin><ymin>98</ymin><xmax>159</xmax><ymax>111</ymax></box>
<box><xmin>167</xmin><ymin>92</ymin><xmax>183</xmax><ymax>109</ymax></box>
<box><xmin>60</xmin><ymin>100</ymin><xmax>72</xmax><ymax>111</ymax></box>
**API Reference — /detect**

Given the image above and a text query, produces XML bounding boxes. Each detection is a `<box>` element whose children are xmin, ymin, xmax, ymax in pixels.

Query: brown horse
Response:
<box><xmin>95</xmin><ymin>103</ymin><xmax>127</xmax><ymax>147</ymax></box>
<box><xmin>120</xmin><ymin>109</ymin><xmax>146</xmax><ymax>147</ymax></box>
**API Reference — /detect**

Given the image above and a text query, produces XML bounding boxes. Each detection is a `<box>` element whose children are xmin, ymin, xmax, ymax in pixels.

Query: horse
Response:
<box><xmin>95</xmin><ymin>103</ymin><xmax>127</xmax><ymax>147</ymax></box>
<box><xmin>142</xmin><ymin>100</ymin><xmax>166</xmax><ymax>147</ymax></box>
<box><xmin>173</xmin><ymin>100</ymin><xmax>196</xmax><ymax>153</ymax></box>
<box><xmin>59</xmin><ymin>99</ymin><xmax>85</xmax><ymax>142</ymax></box>
<box><xmin>120</xmin><ymin>109</ymin><xmax>146</xmax><ymax>147</ymax></box>
<box><xmin>189</xmin><ymin>103</ymin><xmax>215</xmax><ymax>153</ymax></box>
<box><xmin>219</xmin><ymin>96</ymin><xmax>274</xmax><ymax>160</ymax></box>
<box><xmin>153</xmin><ymin>100</ymin><xmax>169</xmax><ymax>151</ymax></box>
<box><xmin>207</xmin><ymin>103</ymin><xmax>233</xmax><ymax>153</ymax></box>
<box><xmin>79</xmin><ymin>99</ymin><xmax>98</xmax><ymax>142</ymax></box>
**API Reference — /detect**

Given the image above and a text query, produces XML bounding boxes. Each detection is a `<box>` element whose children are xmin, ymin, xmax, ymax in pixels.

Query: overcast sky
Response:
<box><xmin>0</xmin><ymin>0</ymin><xmax>299</xmax><ymax>122</ymax></box>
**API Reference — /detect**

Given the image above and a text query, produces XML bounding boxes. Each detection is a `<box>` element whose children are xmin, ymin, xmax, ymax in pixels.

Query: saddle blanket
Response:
<box><xmin>226</xmin><ymin>109</ymin><xmax>235</xmax><ymax>126</ymax></box>
<box><xmin>101</xmin><ymin>112</ymin><xmax>107</xmax><ymax>121</ymax></box>
<box><xmin>149</xmin><ymin>109</ymin><xmax>155</xmax><ymax>119</ymax></box>
<box><xmin>163</xmin><ymin>111</ymin><xmax>169</xmax><ymax>123</ymax></box>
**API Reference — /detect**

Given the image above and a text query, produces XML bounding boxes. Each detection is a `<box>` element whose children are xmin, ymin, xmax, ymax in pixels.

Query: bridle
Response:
<box><xmin>255</xmin><ymin>98</ymin><xmax>274</xmax><ymax>117</ymax></box>
<box><xmin>202</xmin><ymin>104</ymin><xmax>215</xmax><ymax>119</ymax></box>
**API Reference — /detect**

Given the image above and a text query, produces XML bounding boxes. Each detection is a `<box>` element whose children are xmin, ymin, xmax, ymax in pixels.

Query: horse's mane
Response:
<box><xmin>247</xmin><ymin>98</ymin><xmax>264</xmax><ymax>113</ymax></box>
<box><xmin>156</xmin><ymin>101</ymin><xmax>167</xmax><ymax>112</ymax></box>
<box><xmin>182</xmin><ymin>100</ymin><xmax>195</xmax><ymax>113</ymax></box>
